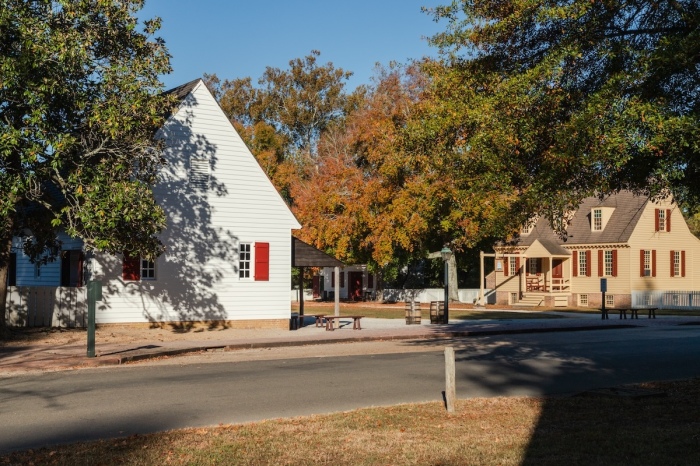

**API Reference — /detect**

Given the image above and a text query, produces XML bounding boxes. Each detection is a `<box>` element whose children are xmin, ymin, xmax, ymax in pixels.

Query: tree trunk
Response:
<box><xmin>448</xmin><ymin>255</ymin><xmax>459</xmax><ymax>302</ymax></box>
<box><xmin>0</xmin><ymin>233</ymin><xmax>12</xmax><ymax>336</ymax></box>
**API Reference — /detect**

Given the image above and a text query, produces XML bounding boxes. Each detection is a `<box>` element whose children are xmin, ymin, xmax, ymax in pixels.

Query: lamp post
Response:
<box><xmin>440</xmin><ymin>246</ymin><xmax>452</xmax><ymax>324</ymax></box>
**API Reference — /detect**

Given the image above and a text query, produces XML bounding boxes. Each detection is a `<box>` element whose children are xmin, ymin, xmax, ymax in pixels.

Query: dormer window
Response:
<box><xmin>521</xmin><ymin>224</ymin><xmax>532</xmax><ymax>235</ymax></box>
<box><xmin>591</xmin><ymin>207</ymin><xmax>614</xmax><ymax>232</ymax></box>
<box><xmin>655</xmin><ymin>208</ymin><xmax>671</xmax><ymax>232</ymax></box>
<box><xmin>593</xmin><ymin>209</ymin><xmax>602</xmax><ymax>231</ymax></box>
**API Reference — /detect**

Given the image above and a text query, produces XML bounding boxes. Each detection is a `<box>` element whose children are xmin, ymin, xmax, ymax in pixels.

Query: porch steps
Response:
<box><xmin>518</xmin><ymin>294</ymin><xmax>545</xmax><ymax>307</ymax></box>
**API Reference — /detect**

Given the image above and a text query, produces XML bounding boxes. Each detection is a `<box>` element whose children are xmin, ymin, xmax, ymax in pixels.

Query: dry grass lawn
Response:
<box><xmin>3</xmin><ymin>378</ymin><xmax>699</xmax><ymax>465</ymax></box>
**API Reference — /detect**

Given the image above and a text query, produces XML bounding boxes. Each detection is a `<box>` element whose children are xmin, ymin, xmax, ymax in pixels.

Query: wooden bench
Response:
<box><xmin>310</xmin><ymin>314</ymin><xmax>327</xmax><ymax>327</ymax></box>
<box><xmin>324</xmin><ymin>315</ymin><xmax>364</xmax><ymax>331</ymax></box>
<box><xmin>600</xmin><ymin>307</ymin><xmax>658</xmax><ymax>320</ymax></box>
<box><xmin>526</xmin><ymin>277</ymin><xmax>542</xmax><ymax>291</ymax></box>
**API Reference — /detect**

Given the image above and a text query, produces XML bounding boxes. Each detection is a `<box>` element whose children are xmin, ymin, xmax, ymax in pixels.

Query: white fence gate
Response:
<box><xmin>631</xmin><ymin>290</ymin><xmax>700</xmax><ymax>310</ymax></box>
<box><xmin>5</xmin><ymin>286</ymin><xmax>87</xmax><ymax>327</ymax></box>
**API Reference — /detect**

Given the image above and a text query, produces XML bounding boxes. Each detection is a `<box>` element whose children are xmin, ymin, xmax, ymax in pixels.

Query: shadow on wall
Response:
<box><xmin>101</xmin><ymin>98</ymin><xmax>239</xmax><ymax>330</ymax></box>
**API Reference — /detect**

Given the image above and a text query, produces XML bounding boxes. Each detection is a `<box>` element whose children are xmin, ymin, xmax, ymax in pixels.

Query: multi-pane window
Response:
<box><xmin>604</xmin><ymin>250</ymin><xmax>614</xmax><ymax>276</ymax></box>
<box><xmin>528</xmin><ymin>258</ymin><xmax>538</xmax><ymax>275</ymax></box>
<box><xmin>605</xmin><ymin>294</ymin><xmax>615</xmax><ymax>307</ymax></box>
<box><xmin>673</xmin><ymin>251</ymin><xmax>681</xmax><ymax>277</ymax></box>
<box><xmin>239</xmin><ymin>243</ymin><xmax>251</xmax><ymax>279</ymax></box>
<box><xmin>578</xmin><ymin>251</ymin><xmax>587</xmax><ymax>276</ymax></box>
<box><xmin>579</xmin><ymin>294</ymin><xmax>588</xmax><ymax>306</ymax></box>
<box><xmin>509</xmin><ymin>257</ymin><xmax>518</xmax><ymax>276</ymax></box>
<box><xmin>593</xmin><ymin>209</ymin><xmax>602</xmax><ymax>231</ymax></box>
<box><xmin>141</xmin><ymin>258</ymin><xmax>156</xmax><ymax>280</ymax></box>
<box><xmin>643</xmin><ymin>250</ymin><xmax>652</xmax><ymax>277</ymax></box>
<box><xmin>658</xmin><ymin>209</ymin><xmax>666</xmax><ymax>231</ymax></box>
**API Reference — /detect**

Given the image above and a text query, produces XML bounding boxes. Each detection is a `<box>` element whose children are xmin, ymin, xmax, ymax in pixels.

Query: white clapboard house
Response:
<box><xmin>7</xmin><ymin>79</ymin><xmax>301</xmax><ymax>328</ymax></box>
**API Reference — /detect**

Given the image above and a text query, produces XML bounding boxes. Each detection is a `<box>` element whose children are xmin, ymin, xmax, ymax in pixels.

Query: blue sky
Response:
<box><xmin>139</xmin><ymin>0</ymin><xmax>446</xmax><ymax>91</ymax></box>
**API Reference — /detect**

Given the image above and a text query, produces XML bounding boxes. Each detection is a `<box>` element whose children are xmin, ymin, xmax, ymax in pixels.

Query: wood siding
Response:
<box><xmin>91</xmin><ymin>81</ymin><xmax>300</xmax><ymax>324</ymax></box>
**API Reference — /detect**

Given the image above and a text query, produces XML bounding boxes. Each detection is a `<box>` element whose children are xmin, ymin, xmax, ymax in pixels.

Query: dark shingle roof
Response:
<box><xmin>517</xmin><ymin>191</ymin><xmax>649</xmax><ymax>247</ymax></box>
<box><xmin>163</xmin><ymin>78</ymin><xmax>202</xmax><ymax>101</ymax></box>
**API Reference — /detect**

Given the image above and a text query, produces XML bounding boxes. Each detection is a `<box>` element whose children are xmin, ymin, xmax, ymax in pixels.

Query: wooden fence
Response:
<box><xmin>5</xmin><ymin>286</ymin><xmax>87</xmax><ymax>327</ymax></box>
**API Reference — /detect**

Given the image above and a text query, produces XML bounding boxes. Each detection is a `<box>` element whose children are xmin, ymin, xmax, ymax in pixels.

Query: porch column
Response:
<box><xmin>478</xmin><ymin>251</ymin><xmax>485</xmax><ymax>306</ymax></box>
<box><xmin>334</xmin><ymin>266</ymin><xmax>340</xmax><ymax>316</ymax></box>
<box><xmin>549</xmin><ymin>257</ymin><xmax>552</xmax><ymax>292</ymax></box>
<box><xmin>298</xmin><ymin>267</ymin><xmax>304</xmax><ymax>316</ymax></box>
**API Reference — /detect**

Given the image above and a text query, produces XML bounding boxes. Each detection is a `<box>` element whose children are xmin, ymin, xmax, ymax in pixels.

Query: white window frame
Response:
<box><xmin>604</xmin><ymin>250</ymin><xmax>614</xmax><ymax>276</ymax></box>
<box><xmin>510</xmin><ymin>292</ymin><xmax>518</xmax><ymax>304</ymax></box>
<box><xmin>643</xmin><ymin>250</ymin><xmax>652</xmax><ymax>277</ymax></box>
<box><xmin>673</xmin><ymin>251</ymin><xmax>681</xmax><ymax>277</ymax></box>
<box><xmin>658</xmin><ymin>209</ymin><xmax>666</xmax><ymax>232</ymax></box>
<box><xmin>239</xmin><ymin>243</ymin><xmax>251</xmax><ymax>279</ymax></box>
<box><xmin>141</xmin><ymin>258</ymin><xmax>156</xmax><ymax>280</ymax></box>
<box><xmin>509</xmin><ymin>257</ymin><xmax>518</xmax><ymax>276</ymax></box>
<box><xmin>605</xmin><ymin>294</ymin><xmax>615</xmax><ymax>307</ymax></box>
<box><xmin>579</xmin><ymin>294</ymin><xmax>588</xmax><ymax>306</ymax></box>
<box><xmin>578</xmin><ymin>251</ymin><xmax>587</xmax><ymax>276</ymax></box>
<box><xmin>593</xmin><ymin>209</ymin><xmax>602</xmax><ymax>231</ymax></box>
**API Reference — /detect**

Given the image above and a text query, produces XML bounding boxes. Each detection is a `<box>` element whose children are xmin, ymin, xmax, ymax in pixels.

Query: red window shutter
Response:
<box><xmin>612</xmin><ymin>250</ymin><xmax>618</xmax><ymax>277</ymax></box>
<box><xmin>254</xmin><ymin>242</ymin><xmax>270</xmax><ymax>281</ymax></box>
<box><xmin>682</xmin><ymin>251</ymin><xmax>686</xmax><ymax>277</ymax></box>
<box><xmin>598</xmin><ymin>250</ymin><xmax>604</xmax><ymax>277</ymax></box>
<box><xmin>503</xmin><ymin>259</ymin><xmax>509</xmax><ymax>276</ymax></box>
<box><xmin>332</xmin><ymin>271</ymin><xmax>335</xmax><ymax>286</ymax></box>
<box><xmin>654</xmin><ymin>209</ymin><xmax>660</xmax><ymax>231</ymax></box>
<box><xmin>515</xmin><ymin>257</ymin><xmax>521</xmax><ymax>275</ymax></box>
<box><xmin>670</xmin><ymin>251</ymin><xmax>675</xmax><ymax>277</ymax></box>
<box><xmin>641</xmin><ymin>250</ymin><xmax>646</xmax><ymax>277</ymax></box>
<box><xmin>340</xmin><ymin>272</ymin><xmax>345</xmax><ymax>287</ymax></box>
<box><xmin>586</xmin><ymin>250</ymin><xmax>591</xmax><ymax>277</ymax></box>
<box><xmin>122</xmin><ymin>254</ymin><xmax>140</xmax><ymax>281</ymax></box>
<box><xmin>666</xmin><ymin>209</ymin><xmax>671</xmax><ymax>232</ymax></box>
<box><xmin>651</xmin><ymin>250</ymin><xmax>656</xmax><ymax>277</ymax></box>
<box><xmin>573</xmin><ymin>251</ymin><xmax>578</xmax><ymax>277</ymax></box>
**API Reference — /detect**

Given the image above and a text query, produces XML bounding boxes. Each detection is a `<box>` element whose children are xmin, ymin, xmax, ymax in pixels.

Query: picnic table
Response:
<box><xmin>600</xmin><ymin>307</ymin><xmax>657</xmax><ymax>320</ymax></box>
<box><xmin>324</xmin><ymin>315</ymin><xmax>364</xmax><ymax>331</ymax></box>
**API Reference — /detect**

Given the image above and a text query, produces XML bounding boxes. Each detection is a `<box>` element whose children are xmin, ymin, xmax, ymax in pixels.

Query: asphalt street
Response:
<box><xmin>2</xmin><ymin>324</ymin><xmax>700</xmax><ymax>453</ymax></box>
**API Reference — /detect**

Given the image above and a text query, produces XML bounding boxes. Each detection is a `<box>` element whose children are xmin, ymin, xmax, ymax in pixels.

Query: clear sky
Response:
<box><xmin>138</xmin><ymin>0</ymin><xmax>446</xmax><ymax>91</ymax></box>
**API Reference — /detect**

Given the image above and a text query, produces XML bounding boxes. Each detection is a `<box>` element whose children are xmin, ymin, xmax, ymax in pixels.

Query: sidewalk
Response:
<box><xmin>1</xmin><ymin>311</ymin><xmax>696</xmax><ymax>375</ymax></box>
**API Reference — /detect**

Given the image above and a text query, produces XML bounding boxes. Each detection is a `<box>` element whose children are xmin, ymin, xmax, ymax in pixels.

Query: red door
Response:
<box><xmin>349</xmin><ymin>272</ymin><xmax>363</xmax><ymax>301</ymax></box>
<box><xmin>552</xmin><ymin>259</ymin><xmax>563</xmax><ymax>278</ymax></box>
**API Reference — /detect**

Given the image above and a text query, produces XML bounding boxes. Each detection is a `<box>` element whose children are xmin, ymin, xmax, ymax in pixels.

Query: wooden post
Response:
<box><xmin>298</xmin><ymin>266</ymin><xmax>304</xmax><ymax>317</ymax></box>
<box><xmin>478</xmin><ymin>251</ymin><xmax>485</xmax><ymax>306</ymax></box>
<box><xmin>334</xmin><ymin>266</ymin><xmax>340</xmax><ymax>317</ymax></box>
<box><xmin>445</xmin><ymin>346</ymin><xmax>456</xmax><ymax>413</ymax></box>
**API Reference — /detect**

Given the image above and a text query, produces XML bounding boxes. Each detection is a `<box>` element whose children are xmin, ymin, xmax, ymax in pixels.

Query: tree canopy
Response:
<box><xmin>421</xmin><ymin>0</ymin><xmax>700</xmax><ymax>231</ymax></box>
<box><xmin>0</xmin><ymin>0</ymin><xmax>172</xmax><ymax>327</ymax></box>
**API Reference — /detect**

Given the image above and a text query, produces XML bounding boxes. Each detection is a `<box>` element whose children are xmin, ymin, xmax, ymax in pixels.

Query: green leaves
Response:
<box><xmin>0</xmin><ymin>0</ymin><xmax>171</xmax><ymax>262</ymax></box>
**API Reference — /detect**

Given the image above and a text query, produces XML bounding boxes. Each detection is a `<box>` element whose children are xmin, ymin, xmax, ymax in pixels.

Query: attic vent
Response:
<box><xmin>190</xmin><ymin>157</ymin><xmax>210</xmax><ymax>190</ymax></box>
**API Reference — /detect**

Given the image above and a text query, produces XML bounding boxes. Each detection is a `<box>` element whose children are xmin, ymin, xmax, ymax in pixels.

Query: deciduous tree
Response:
<box><xmin>0</xmin><ymin>0</ymin><xmax>172</xmax><ymax>330</ymax></box>
<box><xmin>423</xmin><ymin>0</ymin><xmax>700</xmax><ymax>229</ymax></box>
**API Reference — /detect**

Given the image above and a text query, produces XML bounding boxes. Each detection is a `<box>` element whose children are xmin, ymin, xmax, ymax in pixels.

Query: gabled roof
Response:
<box><xmin>516</xmin><ymin>190</ymin><xmax>649</xmax><ymax>247</ymax></box>
<box><xmin>292</xmin><ymin>237</ymin><xmax>344</xmax><ymax>267</ymax></box>
<box><xmin>163</xmin><ymin>78</ymin><xmax>202</xmax><ymax>102</ymax></box>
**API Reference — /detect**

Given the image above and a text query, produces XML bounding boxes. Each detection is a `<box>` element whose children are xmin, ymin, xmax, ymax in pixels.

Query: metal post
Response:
<box><xmin>443</xmin><ymin>259</ymin><xmax>449</xmax><ymax>324</ymax></box>
<box><xmin>298</xmin><ymin>266</ymin><xmax>304</xmax><ymax>317</ymax></box>
<box><xmin>86</xmin><ymin>280</ymin><xmax>101</xmax><ymax>357</ymax></box>
<box><xmin>478</xmin><ymin>251</ymin><xmax>485</xmax><ymax>306</ymax></box>
<box><xmin>334</xmin><ymin>266</ymin><xmax>340</xmax><ymax>317</ymax></box>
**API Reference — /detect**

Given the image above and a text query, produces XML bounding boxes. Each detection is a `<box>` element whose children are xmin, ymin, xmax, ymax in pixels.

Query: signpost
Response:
<box><xmin>87</xmin><ymin>281</ymin><xmax>102</xmax><ymax>357</ymax></box>
<box><xmin>600</xmin><ymin>278</ymin><xmax>608</xmax><ymax>320</ymax></box>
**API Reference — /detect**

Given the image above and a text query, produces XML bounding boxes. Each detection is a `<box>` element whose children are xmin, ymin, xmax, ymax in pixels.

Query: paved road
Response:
<box><xmin>2</xmin><ymin>324</ymin><xmax>700</xmax><ymax>453</ymax></box>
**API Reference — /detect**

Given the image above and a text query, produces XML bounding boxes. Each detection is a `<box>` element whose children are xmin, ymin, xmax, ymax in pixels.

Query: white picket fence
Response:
<box><xmin>381</xmin><ymin>288</ymin><xmax>495</xmax><ymax>304</ymax></box>
<box><xmin>631</xmin><ymin>290</ymin><xmax>700</xmax><ymax>310</ymax></box>
<box><xmin>5</xmin><ymin>286</ymin><xmax>87</xmax><ymax>327</ymax></box>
